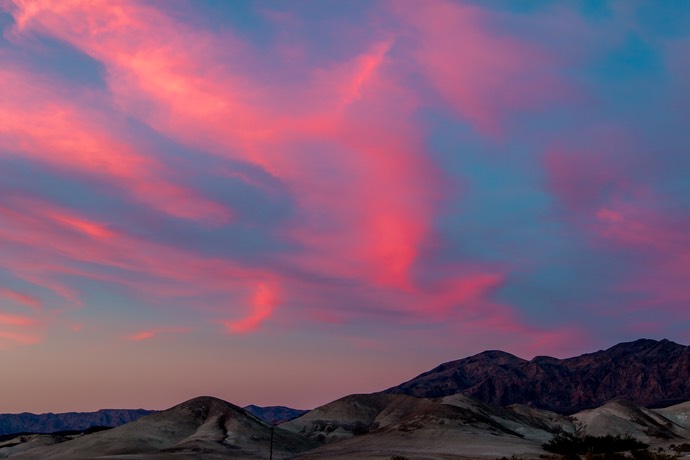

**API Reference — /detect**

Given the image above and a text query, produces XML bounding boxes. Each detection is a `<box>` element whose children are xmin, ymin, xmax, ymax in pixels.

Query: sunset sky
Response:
<box><xmin>1</xmin><ymin>0</ymin><xmax>689</xmax><ymax>413</ymax></box>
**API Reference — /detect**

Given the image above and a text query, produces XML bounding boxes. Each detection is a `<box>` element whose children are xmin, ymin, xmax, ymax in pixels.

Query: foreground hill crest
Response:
<box><xmin>385</xmin><ymin>338</ymin><xmax>690</xmax><ymax>413</ymax></box>
<box><xmin>1</xmin><ymin>396</ymin><xmax>316</xmax><ymax>459</ymax></box>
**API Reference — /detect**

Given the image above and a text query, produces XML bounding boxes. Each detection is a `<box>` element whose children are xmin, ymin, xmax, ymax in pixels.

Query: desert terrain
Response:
<box><xmin>2</xmin><ymin>339</ymin><xmax>690</xmax><ymax>459</ymax></box>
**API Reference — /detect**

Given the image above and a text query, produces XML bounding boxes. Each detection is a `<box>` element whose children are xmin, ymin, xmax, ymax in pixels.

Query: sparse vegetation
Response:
<box><xmin>389</xmin><ymin>456</ymin><xmax>410</xmax><ymax>460</ymax></box>
<box><xmin>541</xmin><ymin>433</ymin><xmax>682</xmax><ymax>460</ymax></box>
<box><xmin>670</xmin><ymin>443</ymin><xmax>690</xmax><ymax>453</ymax></box>
<box><xmin>627</xmin><ymin>449</ymin><xmax>677</xmax><ymax>460</ymax></box>
<box><xmin>507</xmin><ymin>443</ymin><xmax>685</xmax><ymax>460</ymax></box>
<box><xmin>543</xmin><ymin>433</ymin><xmax>648</xmax><ymax>455</ymax></box>
<box><xmin>584</xmin><ymin>453</ymin><xmax>628</xmax><ymax>460</ymax></box>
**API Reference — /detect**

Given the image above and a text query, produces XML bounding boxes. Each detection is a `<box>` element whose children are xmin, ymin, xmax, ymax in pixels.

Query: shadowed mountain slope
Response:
<box><xmin>5</xmin><ymin>396</ymin><xmax>316</xmax><ymax>459</ymax></box>
<box><xmin>385</xmin><ymin>338</ymin><xmax>690</xmax><ymax>413</ymax></box>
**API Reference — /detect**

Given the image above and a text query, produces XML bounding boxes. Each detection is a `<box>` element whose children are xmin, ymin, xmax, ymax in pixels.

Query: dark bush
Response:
<box><xmin>543</xmin><ymin>433</ymin><xmax>648</xmax><ymax>455</ymax></box>
<box><xmin>629</xmin><ymin>450</ymin><xmax>677</xmax><ymax>460</ymax></box>
<box><xmin>585</xmin><ymin>453</ymin><xmax>628</xmax><ymax>460</ymax></box>
<box><xmin>673</xmin><ymin>443</ymin><xmax>690</xmax><ymax>453</ymax></box>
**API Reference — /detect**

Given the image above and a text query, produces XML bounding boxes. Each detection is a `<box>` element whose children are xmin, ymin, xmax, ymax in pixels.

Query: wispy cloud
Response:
<box><xmin>125</xmin><ymin>326</ymin><xmax>190</xmax><ymax>342</ymax></box>
<box><xmin>0</xmin><ymin>1</ymin><xmax>688</xmax><ymax>399</ymax></box>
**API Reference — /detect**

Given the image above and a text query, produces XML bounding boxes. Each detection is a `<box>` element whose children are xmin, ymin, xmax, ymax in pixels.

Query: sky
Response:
<box><xmin>0</xmin><ymin>0</ymin><xmax>689</xmax><ymax>414</ymax></box>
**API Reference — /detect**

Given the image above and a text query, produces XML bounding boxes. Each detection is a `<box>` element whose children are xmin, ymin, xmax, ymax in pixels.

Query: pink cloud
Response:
<box><xmin>591</xmin><ymin>197</ymin><xmax>690</xmax><ymax>318</ymax></box>
<box><xmin>0</xmin><ymin>312</ymin><xmax>42</xmax><ymax>348</ymax></box>
<box><xmin>544</xmin><ymin>147</ymin><xmax>619</xmax><ymax>214</ymax></box>
<box><xmin>5</xmin><ymin>1</ymin><xmax>438</xmax><ymax>294</ymax></box>
<box><xmin>0</xmin><ymin>0</ymin><xmax>574</xmax><ymax>345</ymax></box>
<box><xmin>0</xmin><ymin>288</ymin><xmax>41</xmax><ymax>310</ymax></box>
<box><xmin>542</xmin><ymin>126</ymin><xmax>659</xmax><ymax>220</ymax></box>
<box><xmin>596</xmin><ymin>207</ymin><xmax>624</xmax><ymax>223</ymax></box>
<box><xmin>543</xmin><ymin>125</ymin><xmax>689</xmax><ymax>325</ymax></box>
<box><xmin>389</xmin><ymin>0</ymin><xmax>566</xmax><ymax>134</ymax></box>
<box><xmin>222</xmin><ymin>282</ymin><xmax>280</xmax><ymax>334</ymax></box>
<box><xmin>417</xmin><ymin>272</ymin><xmax>505</xmax><ymax>318</ymax></box>
<box><xmin>0</xmin><ymin>331</ymin><xmax>41</xmax><ymax>347</ymax></box>
<box><xmin>0</xmin><ymin>313</ymin><xmax>36</xmax><ymax>327</ymax></box>
<box><xmin>125</xmin><ymin>327</ymin><xmax>189</xmax><ymax>342</ymax></box>
<box><xmin>0</xmin><ymin>67</ymin><xmax>231</xmax><ymax>225</ymax></box>
<box><xmin>0</xmin><ymin>195</ymin><xmax>276</xmax><ymax>329</ymax></box>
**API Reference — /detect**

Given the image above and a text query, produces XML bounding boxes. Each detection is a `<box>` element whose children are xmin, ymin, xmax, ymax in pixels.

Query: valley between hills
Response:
<box><xmin>2</xmin><ymin>338</ymin><xmax>690</xmax><ymax>460</ymax></box>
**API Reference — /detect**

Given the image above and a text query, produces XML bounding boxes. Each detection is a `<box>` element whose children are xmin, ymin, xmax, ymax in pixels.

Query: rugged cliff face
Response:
<box><xmin>385</xmin><ymin>339</ymin><xmax>690</xmax><ymax>413</ymax></box>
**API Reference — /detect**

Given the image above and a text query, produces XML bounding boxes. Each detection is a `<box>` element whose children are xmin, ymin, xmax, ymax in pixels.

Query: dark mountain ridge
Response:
<box><xmin>0</xmin><ymin>409</ymin><xmax>154</xmax><ymax>436</ymax></box>
<box><xmin>0</xmin><ymin>404</ymin><xmax>308</xmax><ymax>436</ymax></box>
<box><xmin>385</xmin><ymin>338</ymin><xmax>690</xmax><ymax>413</ymax></box>
<box><xmin>244</xmin><ymin>404</ymin><xmax>309</xmax><ymax>424</ymax></box>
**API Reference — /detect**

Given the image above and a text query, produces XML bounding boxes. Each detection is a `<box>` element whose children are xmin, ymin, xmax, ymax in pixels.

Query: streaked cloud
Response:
<box><xmin>0</xmin><ymin>0</ymin><xmax>688</xmax><ymax>411</ymax></box>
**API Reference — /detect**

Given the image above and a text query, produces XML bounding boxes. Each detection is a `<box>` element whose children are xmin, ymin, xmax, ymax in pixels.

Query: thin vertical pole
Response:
<box><xmin>269</xmin><ymin>425</ymin><xmax>274</xmax><ymax>460</ymax></box>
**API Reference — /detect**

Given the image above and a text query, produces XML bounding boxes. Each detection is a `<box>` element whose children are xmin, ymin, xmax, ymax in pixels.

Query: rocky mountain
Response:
<box><xmin>385</xmin><ymin>338</ymin><xmax>690</xmax><ymax>413</ymax></box>
<box><xmin>1</xmin><ymin>396</ymin><xmax>316</xmax><ymax>459</ymax></box>
<box><xmin>0</xmin><ymin>409</ymin><xmax>154</xmax><ymax>436</ymax></box>
<box><xmin>244</xmin><ymin>404</ymin><xmax>309</xmax><ymax>425</ymax></box>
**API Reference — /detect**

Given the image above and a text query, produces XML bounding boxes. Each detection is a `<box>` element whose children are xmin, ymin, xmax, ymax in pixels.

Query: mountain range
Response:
<box><xmin>385</xmin><ymin>338</ymin><xmax>690</xmax><ymax>413</ymax></box>
<box><xmin>1</xmin><ymin>338</ymin><xmax>689</xmax><ymax>459</ymax></box>
<box><xmin>0</xmin><ymin>405</ymin><xmax>307</xmax><ymax>436</ymax></box>
<box><xmin>0</xmin><ymin>409</ymin><xmax>154</xmax><ymax>437</ymax></box>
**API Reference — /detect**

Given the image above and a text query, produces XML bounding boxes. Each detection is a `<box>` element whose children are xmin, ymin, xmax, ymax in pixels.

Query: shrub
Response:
<box><xmin>584</xmin><ymin>453</ymin><xmax>627</xmax><ymax>460</ymax></box>
<box><xmin>543</xmin><ymin>433</ymin><xmax>648</xmax><ymax>455</ymax></box>
<box><xmin>673</xmin><ymin>443</ymin><xmax>690</xmax><ymax>453</ymax></box>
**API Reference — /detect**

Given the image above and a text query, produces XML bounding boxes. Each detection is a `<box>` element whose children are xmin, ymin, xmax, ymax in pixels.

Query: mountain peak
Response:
<box><xmin>172</xmin><ymin>396</ymin><xmax>243</xmax><ymax>418</ymax></box>
<box><xmin>472</xmin><ymin>349</ymin><xmax>526</xmax><ymax>364</ymax></box>
<box><xmin>612</xmin><ymin>338</ymin><xmax>672</xmax><ymax>348</ymax></box>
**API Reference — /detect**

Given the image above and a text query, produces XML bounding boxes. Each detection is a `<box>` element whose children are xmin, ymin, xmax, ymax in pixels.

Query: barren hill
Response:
<box><xmin>3</xmin><ymin>396</ymin><xmax>316</xmax><ymax>459</ymax></box>
<box><xmin>282</xmin><ymin>393</ymin><xmax>690</xmax><ymax>459</ymax></box>
<box><xmin>282</xmin><ymin>392</ymin><xmax>565</xmax><ymax>459</ymax></box>
<box><xmin>6</xmin><ymin>396</ymin><xmax>690</xmax><ymax>459</ymax></box>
